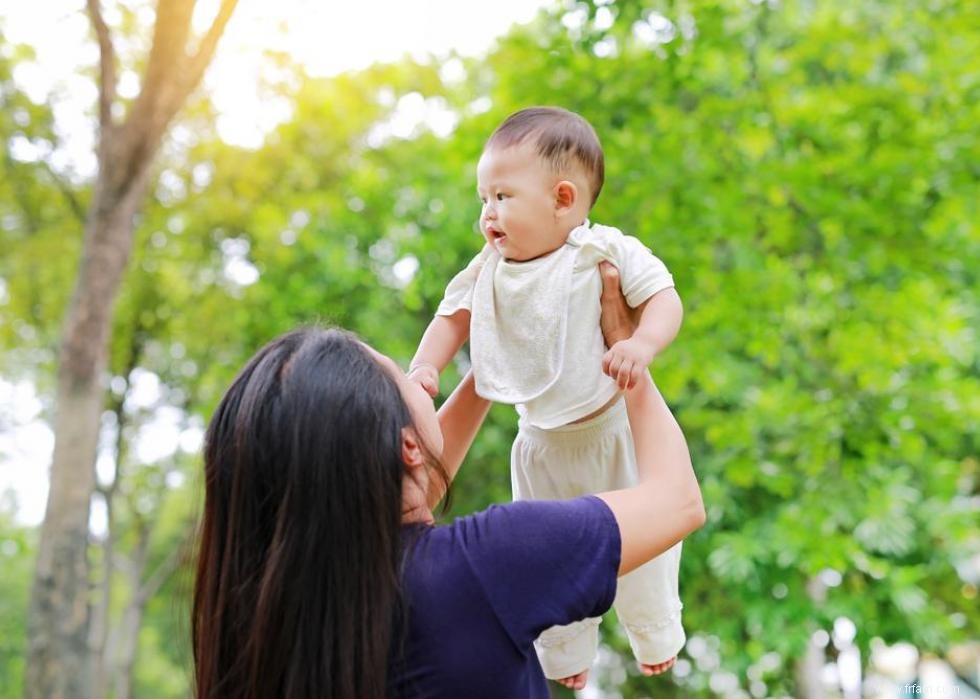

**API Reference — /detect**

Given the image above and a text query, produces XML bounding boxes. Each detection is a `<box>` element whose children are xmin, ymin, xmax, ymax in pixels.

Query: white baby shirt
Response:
<box><xmin>436</xmin><ymin>221</ymin><xmax>675</xmax><ymax>429</ymax></box>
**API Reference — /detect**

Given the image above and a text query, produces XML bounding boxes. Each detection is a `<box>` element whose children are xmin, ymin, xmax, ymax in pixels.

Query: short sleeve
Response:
<box><xmin>456</xmin><ymin>496</ymin><xmax>621</xmax><ymax>647</ymax></box>
<box><xmin>608</xmin><ymin>234</ymin><xmax>675</xmax><ymax>308</ymax></box>
<box><xmin>435</xmin><ymin>245</ymin><xmax>493</xmax><ymax>316</ymax></box>
<box><xmin>573</xmin><ymin>225</ymin><xmax>675</xmax><ymax>308</ymax></box>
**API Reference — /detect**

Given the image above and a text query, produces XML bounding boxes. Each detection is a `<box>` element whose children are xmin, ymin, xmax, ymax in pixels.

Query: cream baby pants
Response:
<box><xmin>511</xmin><ymin>398</ymin><xmax>686</xmax><ymax>680</ymax></box>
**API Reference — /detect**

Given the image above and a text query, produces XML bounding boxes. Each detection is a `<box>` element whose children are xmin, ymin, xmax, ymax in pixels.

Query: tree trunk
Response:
<box><xmin>26</xmin><ymin>378</ymin><xmax>103</xmax><ymax>698</ymax></box>
<box><xmin>115</xmin><ymin>519</ymin><xmax>194</xmax><ymax>699</ymax></box>
<box><xmin>794</xmin><ymin>576</ymin><xmax>828</xmax><ymax>699</ymax></box>
<box><xmin>795</xmin><ymin>641</ymin><xmax>826</xmax><ymax>699</ymax></box>
<box><xmin>114</xmin><ymin>524</ymin><xmax>151</xmax><ymax>699</ymax></box>
<box><xmin>90</xmin><ymin>353</ymin><xmax>135</xmax><ymax>699</ymax></box>
<box><xmin>89</xmin><ymin>490</ymin><xmax>115</xmax><ymax>699</ymax></box>
<box><xmin>24</xmin><ymin>2</ymin><xmax>239</xmax><ymax>695</ymax></box>
<box><xmin>114</xmin><ymin>593</ymin><xmax>146</xmax><ymax>699</ymax></box>
<box><xmin>26</xmin><ymin>178</ymin><xmax>151</xmax><ymax>699</ymax></box>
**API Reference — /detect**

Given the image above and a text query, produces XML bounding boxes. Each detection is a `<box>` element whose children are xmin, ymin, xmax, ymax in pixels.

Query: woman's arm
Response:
<box><xmin>427</xmin><ymin>370</ymin><xmax>491</xmax><ymax>508</ymax></box>
<box><xmin>595</xmin><ymin>263</ymin><xmax>705</xmax><ymax>575</ymax></box>
<box><xmin>597</xmin><ymin>373</ymin><xmax>704</xmax><ymax>575</ymax></box>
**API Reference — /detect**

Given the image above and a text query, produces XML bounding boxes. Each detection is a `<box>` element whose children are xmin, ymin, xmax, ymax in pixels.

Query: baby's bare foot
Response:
<box><xmin>556</xmin><ymin>668</ymin><xmax>589</xmax><ymax>691</ymax></box>
<box><xmin>639</xmin><ymin>656</ymin><xmax>676</xmax><ymax>676</ymax></box>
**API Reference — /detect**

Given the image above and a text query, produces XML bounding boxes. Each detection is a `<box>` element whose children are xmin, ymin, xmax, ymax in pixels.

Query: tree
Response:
<box><xmin>25</xmin><ymin>2</ymin><xmax>238</xmax><ymax>696</ymax></box>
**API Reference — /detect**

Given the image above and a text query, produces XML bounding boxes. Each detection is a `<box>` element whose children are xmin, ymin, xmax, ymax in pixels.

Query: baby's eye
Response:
<box><xmin>478</xmin><ymin>196</ymin><xmax>487</xmax><ymax>205</ymax></box>
<box><xmin>496</xmin><ymin>193</ymin><xmax>507</xmax><ymax>201</ymax></box>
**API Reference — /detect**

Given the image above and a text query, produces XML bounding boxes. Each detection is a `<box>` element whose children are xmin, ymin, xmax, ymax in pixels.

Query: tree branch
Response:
<box><xmin>106</xmin><ymin>328</ymin><xmax>143</xmax><ymax>494</ymax></box>
<box><xmin>38</xmin><ymin>159</ymin><xmax>87</xmax><ymax>224</ymax></box>
<box><xmin>180</xmin><ymin>0</ymin><xmax>240</xmax><ymax>102</ymax></box>
<box><xmin>107</xmin><ymin>0</ymin><xmax>238</xmax><ymax>202</ymax></box>
<box><xmin>109</xmin><ymin>0</ymin><xmax>195</xmax><ymax>199</ymax></box>
<box><xmin>85</xmin><ymin>0</ymin><xmax>117</xmax><ymax>143</ymax></box>
<box><xmin>138</xmin><ymin>521</ymin><xmax>195</xmax><ymax>604</ymax></box>
<box><xmin>1</xmin><ymin>150</ymin><xmax>40</xmax><ymax>236</ymax></box>
<box><xmin>134</xmin><ymin>0</ymin><xmax>197</xmax><ymax>124</ymax></box>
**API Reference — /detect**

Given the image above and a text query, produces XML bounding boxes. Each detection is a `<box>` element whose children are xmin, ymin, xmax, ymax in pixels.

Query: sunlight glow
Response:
<box><xmin>1</xmin><ymin>0</ymin><xmax>553</xmax><ymax>159</ymax></box>
<box><xmin>0</xmin><ymin>0</ymin><xmax>554</xmax><ymax>524</ymax></box>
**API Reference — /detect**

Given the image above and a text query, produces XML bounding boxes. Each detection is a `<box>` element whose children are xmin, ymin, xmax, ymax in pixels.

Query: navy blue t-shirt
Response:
<box><xmin>389</xmin><ymin>495</ymin><xmax>621</xmax><ymax>698</ymax></box>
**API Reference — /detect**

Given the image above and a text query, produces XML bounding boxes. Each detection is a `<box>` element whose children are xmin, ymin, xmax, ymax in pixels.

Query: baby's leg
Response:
<box><xmin>614</xmin><ymin>541</ymin><xmax>686</xmax><ymax>667</ymax></box>
<box><xmin>533</xmin><ymin>619</ymin><xmax>602</xmax><ymax>683</ymax></box>
<box><xmin>511</xmin><ymin>421</ymin><xmax>607</xmax><ymax>683</ymax></box>
<box><xmin>599</xmin><ymin>408</ymin><xmax>686</xmax><ymax>670</ymax></box>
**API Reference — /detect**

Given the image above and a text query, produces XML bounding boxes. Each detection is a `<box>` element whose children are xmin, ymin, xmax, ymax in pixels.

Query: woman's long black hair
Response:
<box><xmin>193</xmin><ymin>327</ymin><xmax>418</xmax><ymax>699</ymax></box>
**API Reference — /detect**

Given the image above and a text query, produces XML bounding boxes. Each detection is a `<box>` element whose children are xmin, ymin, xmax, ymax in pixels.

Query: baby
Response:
<box><xmin>409</xmin><ymin>107</ymin><xmax>686</xmax><ymax>689</ymax></box>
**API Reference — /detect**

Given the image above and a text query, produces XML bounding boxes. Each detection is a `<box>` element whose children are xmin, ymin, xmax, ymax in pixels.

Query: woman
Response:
<box><xmin>192</xmin><ymin>264</ymin><xmax>705</xmax><ymax>698</ymax></box>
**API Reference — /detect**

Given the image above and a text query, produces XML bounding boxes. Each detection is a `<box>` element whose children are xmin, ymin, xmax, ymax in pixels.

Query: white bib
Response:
<box><xmin>470</xmin><ymin>243</ymin><xmax>578</xmax><ymax>403</ymax></box>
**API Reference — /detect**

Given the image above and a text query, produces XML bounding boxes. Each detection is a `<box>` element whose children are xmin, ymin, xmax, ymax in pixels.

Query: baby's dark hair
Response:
<box><xmin>485</xmin><ymin>106</ymin><xmax>605</xmax><ymax>207</ymax></box>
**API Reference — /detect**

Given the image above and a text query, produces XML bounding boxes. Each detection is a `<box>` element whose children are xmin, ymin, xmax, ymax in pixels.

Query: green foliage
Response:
<box><xmin>1</xmin><ymin>0</ymin><xmax>978</xmax><ymax>697</ymax></box>
<box><xmin>0</xmin><ymin>510</ymin><xmax>33</xmax><ymax>698</ymax></box>
<box><xmin>0</xmin><ymin>32</ymin><xmax>83</xmax><ymax>383</ymax></box>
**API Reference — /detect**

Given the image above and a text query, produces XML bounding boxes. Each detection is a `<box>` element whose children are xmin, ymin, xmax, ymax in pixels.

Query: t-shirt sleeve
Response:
<box><xmin>435</xmin><ymin>245</ymin><xmax>492</xmax><ymax>316</ymax></box>
<box><xmin>457</xmin><ymin>496</ymin><xmax>621</xmax><ymax>647</ymax></box>
<box><xmin>610</xmin><ymin>234</ymin><xmax>675</xmax><ymax>308</ymax></box>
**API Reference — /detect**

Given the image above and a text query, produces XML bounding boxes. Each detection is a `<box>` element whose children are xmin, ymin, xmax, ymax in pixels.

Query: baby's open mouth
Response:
<box><xmin>488</xmin><ymin>228</ymin><xmax>506</xmax><ymax>240</ymax></box>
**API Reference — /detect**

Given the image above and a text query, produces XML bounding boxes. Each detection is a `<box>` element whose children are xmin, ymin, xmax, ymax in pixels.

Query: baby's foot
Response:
<box><xmin>556</xmin><ymin>668</ymin><xmax>589</xmax><ymax>691</ymax></box>
<box><xmin>639</xmin><ymin>656</ymin><xmax>676</xmax><ymax>676</ymax></box>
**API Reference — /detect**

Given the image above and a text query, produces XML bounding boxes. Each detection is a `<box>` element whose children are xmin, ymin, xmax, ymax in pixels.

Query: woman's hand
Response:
<box><xmin>598</xmin><ymin>261</ymin><xmax>637</xmax><ymax>345</ymax></box>
<box><xmin>598</xmin><ymin>261</ymin><xmax>644</xmax><ymax>388</ymax></box>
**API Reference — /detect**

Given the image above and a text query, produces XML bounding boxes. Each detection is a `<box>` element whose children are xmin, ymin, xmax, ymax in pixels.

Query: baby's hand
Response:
<box><xmin>407</xmin><ymin>362</ymin><xmax>440</xmax><ymax>398</ymax></box>
<box><xmin>602</xmin><ymin>336</ymin><xmax>655</xmax><ymax>391</ymax></box>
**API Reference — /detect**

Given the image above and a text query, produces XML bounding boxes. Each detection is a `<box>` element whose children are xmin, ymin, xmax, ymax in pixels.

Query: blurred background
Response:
<box><xmin>0</xmin><ymin>0</ymin><xmax>977</xmax><ymax>697</ymax></box>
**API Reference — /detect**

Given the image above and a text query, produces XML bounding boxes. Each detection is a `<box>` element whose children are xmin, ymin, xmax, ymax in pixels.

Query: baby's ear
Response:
<box><xmin>554</xmin><ymin>180</ymin><xmax>578</xmax><ymax>214</ymax></box>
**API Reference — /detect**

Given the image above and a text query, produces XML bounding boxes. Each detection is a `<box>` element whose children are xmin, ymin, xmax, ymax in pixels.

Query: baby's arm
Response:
<box><xmin>602</xmin><ymin>287</ymin><xmax>683</xmax><ymax>391</ymax></box>
<box><xmin>409</xmin><ymin>310</ymin><xmax>471</xmax><ymax>397</ymax></box>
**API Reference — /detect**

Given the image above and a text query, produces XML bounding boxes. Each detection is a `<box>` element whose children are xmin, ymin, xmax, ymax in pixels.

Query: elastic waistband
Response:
<box><xmin>517</xmin><ymin>397</ymin><xmax>628</xmax><ymax>448</ymax></box>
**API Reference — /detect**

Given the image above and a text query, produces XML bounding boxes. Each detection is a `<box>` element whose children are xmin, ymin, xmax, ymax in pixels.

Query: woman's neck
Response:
<box><xmin>401</xmin><ymin>469</ymin><xmax>435</xmax><ymax>525</ymax></box>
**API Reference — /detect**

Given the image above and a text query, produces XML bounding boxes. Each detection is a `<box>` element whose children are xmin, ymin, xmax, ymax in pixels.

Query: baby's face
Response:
<box><xmin>476</xmin><ymin>143</ymin><xmax>567</xmax><ymax>262</ymax></box>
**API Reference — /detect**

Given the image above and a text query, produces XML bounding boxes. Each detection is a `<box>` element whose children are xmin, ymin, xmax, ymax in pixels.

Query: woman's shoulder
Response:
<box><xmin>420</xmin><ymin>497</ymin><xmax>621</xmax><ymax>643</ymax></box>
<box><xmin>455</xmin><ymin>493</ymin><xmax>611</xmax><ymax>523</ymax></box>
<box><xmin>432</xmin><ymin>496</ymin><xmax>620</xmax><ymax>564</ymax></box>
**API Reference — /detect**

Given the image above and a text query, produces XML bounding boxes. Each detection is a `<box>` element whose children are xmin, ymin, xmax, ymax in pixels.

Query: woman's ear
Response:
<box><xmin>401</xmin><ymin>427</ymin><xmax>424</xmax><ymax>469</ymax></box>
<box><xmin>554</xmin><ymin>180</ymin><xmax>578</xmax><ymax>216</ymax></box>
